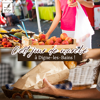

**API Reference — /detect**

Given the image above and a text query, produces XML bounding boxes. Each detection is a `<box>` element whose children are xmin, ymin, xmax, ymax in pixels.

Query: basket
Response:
<box><xmin>68</xmin><ymin>59</ymin><xmax>100</xmax><ymax>86</ymax></box>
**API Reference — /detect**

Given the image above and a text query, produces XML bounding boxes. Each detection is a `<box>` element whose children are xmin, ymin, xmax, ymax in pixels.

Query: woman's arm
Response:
<box><xmin>79</xmin><ymin>0</ymin><xmax>94</xmax><ymax>8</ymax></box>
<box><xmin>46</xmin><ymin>0</ymin><xmax>62</xmax><ymax>39</ymax></box>
<box><xmin>69</xmin><ymin>0</ymin><xmax>94</xmax><ymax>8</ymax></box>
<box><xmin>83</xmin><ymin>49</ymin><xmax>100</xmax><ymax>60</ymax></box>
<box><xmin>26</xmin><ymin>2</ymin><xmax>28</xmax><ymax>6</ymax></box>
<box><xmin>32</xmin><ymin>79</ymin><xmax>100</xmax><ymax>99</ymax></box>
<box><xmin>56</xmin><ymin>88</ymin><xmax>100</xmax><ymax>99</ymax></box>
<box><xmin>26</xmin><ymin>0</ymin><xmax>29</xmax><ymax>6</ymax></box>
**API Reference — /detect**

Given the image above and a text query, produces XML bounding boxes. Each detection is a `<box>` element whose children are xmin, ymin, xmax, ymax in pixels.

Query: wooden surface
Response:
<box><xmin>0</xmin><ymin>93</ymin><xmax>7</xmax><ymax>99</ymax></box>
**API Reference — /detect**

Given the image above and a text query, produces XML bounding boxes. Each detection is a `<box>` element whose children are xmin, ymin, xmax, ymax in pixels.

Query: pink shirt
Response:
<box><xmin>59</xmin><ymin>0</ymin><xmax>87</xmax><ymax>31</ymax></box>
<box><xmin>26</xmin><ymin>0</ymin><xmax>33</xmax><ymax>11</ymax></box>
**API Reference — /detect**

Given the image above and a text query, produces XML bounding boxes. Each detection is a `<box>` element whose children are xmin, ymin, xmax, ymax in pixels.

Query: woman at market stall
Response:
<box><xmin>13</xmin><ymin>0</ymin><xmax>22</xmax><ymax>20</ymax></box>
<box><xmin>31</xmin><ymin>49</ymin><xmax>100</xmax><ymax>99</ymax></box>
<box><xmin>26</xmin><ymin>0</ymin><xmax>33</xmax><ymax>21</ymax></box>
<box><xmin>45</xmin><ymin>0</ymin><xmax>94</xmax><ymax>48</ymax></box>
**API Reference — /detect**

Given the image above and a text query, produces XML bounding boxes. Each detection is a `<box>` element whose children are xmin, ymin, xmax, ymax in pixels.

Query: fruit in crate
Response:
<box><xmin>32</xmin><ymin>41</ymin><xmax>39</xmax><ymax>45</ymax></box>
<box><xmin>0</xmin><ymin>34</ymin><xmax>21</xmax><ymax>47</ymax></box>
<box><xmin>0</xmin><ymin>34</ymin><xmax>3</xmax><ymax>38</ymax></box>
<box><xmin>31</xmin><ymin>39</ymin><xmax>36</xmax><ymax>41</ymax></box>
<box><xmin>2</xmin><ymin>37</ymin><xmax>7</xmax><ymax>42</ymax></box>
<box><xmin>50</xmin><ymin>36</ymin><xmax>57</xmax><ymax>42</ymax></box>
<box><xmin>0</xmin><ymin>41</ymin><xmax>2</xmax><ymax>44</ymax></box>
<box><xmin>0</xmin><ymin>38</ymin><xmax>2</xmax><ymax>41</ymax></box>
<box><xmin>62</xmin><ymin>40</ymin><xmax>69</xmax><ymax>45</ymax></box>
<box><xmin>8</xmin><ymin>36</ymin><xmax>13</xmax><ymax>40</ymax></box>
<box><xmin>10</xmin><ymin>28</ymin><xmax>17</xmax><ymax>32</ymax></box>
<box><xmin>45</xmin><ymin>39</ymin><xmax>54</xmax><ymax>45</ymax></box>
<box><xmin>55</xmin><ymin>37</ymin><xmax>62</xmax><ymax>43</ymax></box>
<box><xmin>2</xmin><ymin>41</ymin><xmax>7</xmax><ymax>45</ymax></box>
<box><xmin>38</xmin><ymin>34</ymin><xmax>46</xmax><ymax>42</ymax></box>
<box><xmin>14</xmin><ymin>32</ymin><xmax>25</xmax><ymax>39</ymax></box>
<box><xmin>0</xmin><ymin>28</ymin><xmax>7</xmax><ymax>33</ymax></box>
<box><xmin>13</xmin><ymin>37</ymin><xmax>18</xmax><ymax>40</ymax></box>
<box><xmin>54</xmin><ymin>42</ymin><xmax>60</xmax><ymax>45</ymax></box>
<box><xmin>31</xmin><ymin>33</ymin><xmax>73</xmax><ymax>45</ymax></box>
<box><xmin>7</xmin><ymin>42</ymin><xmax>12</xmax><ymax>47</ymax></box>
<box><xmin>60</xmin><ymin>33</ymin><xmax>68</xmax><ymax>40</ymax></box>
<box><xmin>0</xmin><ymin>37</ymin><xmax>13</xmax><ymax>47</ymax></box>
<box><xmin>39</xmin><ymin>42</ymin><xmax>45</xmax><ymax>45</ymax></box>
<box><xmin>65</xmin><ymin>37</ymin><xmax>73</xmax><ymax>44</ymax></box>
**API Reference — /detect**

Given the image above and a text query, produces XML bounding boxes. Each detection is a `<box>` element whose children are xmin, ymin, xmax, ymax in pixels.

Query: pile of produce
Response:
<box><xmin>32</xmin><ymin>33</ymin><xmax>73</xmax><ymax>45</ymax></box>
<box><xmin>0</xmin><ymin>32</ymin><xmax>24</xmax><ymax>47</ymax></box>
<box><xmin>0</xmin><ymin>28</ymin><xmax>22</xmax><ymax>33</ymax></box>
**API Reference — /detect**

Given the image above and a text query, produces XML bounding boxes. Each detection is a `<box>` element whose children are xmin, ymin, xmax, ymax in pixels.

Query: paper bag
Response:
<box><xmin>12</xmin><ymin>61</ymin><xmax>69</xmax><ymax>90</ymax></box>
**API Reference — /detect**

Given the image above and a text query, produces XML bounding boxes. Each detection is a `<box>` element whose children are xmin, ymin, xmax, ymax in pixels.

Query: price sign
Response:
<box><xmin>2</xmin><ymin>0</ymin><xmax>13</xmax><ymax>13</ymax></box>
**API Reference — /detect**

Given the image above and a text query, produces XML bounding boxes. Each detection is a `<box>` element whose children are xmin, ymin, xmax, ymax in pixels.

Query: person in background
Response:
<box><xmin>5</xmin><ymin>13</ymin><xmax>13</xmax><ymax>26</ymax></box>
<box><xmin>45</xmin><ymin>0</ymin><xmax>94</xmax><ymax>48</ymax></box>
<box><xmin>20</xmin><ymin>0</ymin><xmax>24</xmax><ymax>19</ymax></box>
<box><xmin>13</xmin><ymin>0</ymin><xmax>22</xmax><ymax>20</ymax></box>
<box><xmin>31</xmin><ymin>49</ymin><xmax>100</xmax><ymax>99</ymax></box>
<box><xmin>32</xmin><ymin>0</ymin><xmax>36</xmax><ymax>20</ymax></box>
<box><xmin>26</xmin><ymin>0</ymin><xmax>33</xmax><ymax>21</ymax></box>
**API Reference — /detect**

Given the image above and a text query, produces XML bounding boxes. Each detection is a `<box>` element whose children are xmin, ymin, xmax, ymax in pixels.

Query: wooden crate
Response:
<box><xmin>22</xmin><ymin>36</ymin><xmax>76</xmax><ymax>49</ymax></box>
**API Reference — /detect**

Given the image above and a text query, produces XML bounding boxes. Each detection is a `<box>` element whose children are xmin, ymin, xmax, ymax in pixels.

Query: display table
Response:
<box><xmin>33</xmin><ymin>6</ymin><xmax>56</xmax><ymax>21</ymax></box>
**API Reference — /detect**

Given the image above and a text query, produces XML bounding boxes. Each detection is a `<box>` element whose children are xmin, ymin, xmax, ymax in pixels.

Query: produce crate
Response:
<box><xmin>0</xmin><ymin>33</ymin><xmax>35</xmax><ymax>48</ymax></box>
<box><xmin>22</xmin><ymin>36</ymin><xmax>76</xmax><ymax>49</ymax></box>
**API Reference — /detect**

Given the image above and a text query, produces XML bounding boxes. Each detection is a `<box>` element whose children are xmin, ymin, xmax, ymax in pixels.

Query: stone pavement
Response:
<box><xmin>4</xmin><ymin>20</ymin><xmax>100</xmax><ymax>49</ymax></box>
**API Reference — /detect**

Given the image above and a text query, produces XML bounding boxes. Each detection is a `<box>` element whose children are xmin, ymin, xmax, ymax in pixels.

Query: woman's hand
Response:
<box><xmin>46</xmin><ymin>33</ymin><xmax>50</xmax><ymax>40</ymax></box>
<box><xmin>31</xmin><ymin>78</ymin><xmax>58</xmax><ymax>96</ymax></box>
<box><xmin>68</xmin><ymin>0</ymin><xmax>94</xmax><ymax>8</ymax></box>
<box><xmin>68</xmin><ymin>2</ymin><xmax>78</xmax><ymax>7</ymax></box>
<box><xmin>68</xmin><ymin>0</ymin><xmax>82</xmax><ymax>7</ymax></box>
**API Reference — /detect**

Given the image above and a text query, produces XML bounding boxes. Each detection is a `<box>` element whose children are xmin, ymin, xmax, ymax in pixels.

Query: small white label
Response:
<box><xmin>2</xmin><ymin>0</ymin><xmax>13</xmax><ymax>13</ymax></box>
